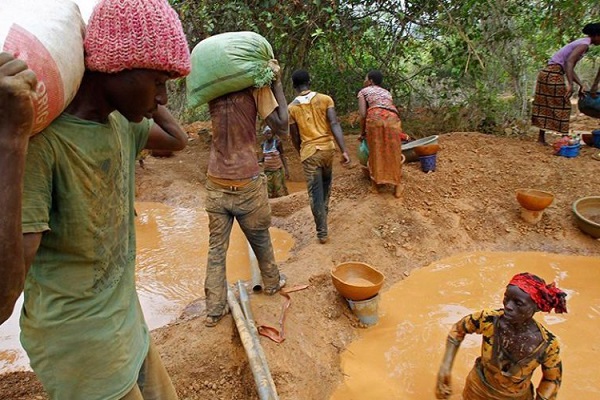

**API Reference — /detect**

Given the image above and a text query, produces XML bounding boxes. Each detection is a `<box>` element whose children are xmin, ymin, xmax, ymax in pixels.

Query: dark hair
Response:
<box><xmin>292</xmin><ymin>69</ymin><xmax>310</xmax><ymax>88</ymax></box>
<box><xmin>367</xmin><ymin>70</ymin><xmax>383</xmax><ymax>85</ymax></box>
<box><xmin>583</xmin><ymin>22</ymin><xmax>600</xmax><ymax>36</ymax></box>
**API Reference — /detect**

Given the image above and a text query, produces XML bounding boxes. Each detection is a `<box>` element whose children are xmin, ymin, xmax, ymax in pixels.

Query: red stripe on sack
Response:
<box><xmin>3</xmin><ymin>24</ymin><xmax>65</xmax><ymax>133</ymax></box>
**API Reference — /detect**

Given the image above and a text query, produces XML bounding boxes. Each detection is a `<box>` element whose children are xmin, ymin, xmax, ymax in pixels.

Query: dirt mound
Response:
<box><xmin>2</xmin><ymin>116</ymin><xmax>600</xmax><ymax>399</ymax></box>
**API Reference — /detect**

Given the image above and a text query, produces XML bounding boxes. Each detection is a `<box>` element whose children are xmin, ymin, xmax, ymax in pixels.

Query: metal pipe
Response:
<box><xmin>237</xmin><ymin>281</ymin><xmax>278</xmax><ymax>395</ymax></box>
<box><xmin>226</xmin><ymin>287</ymin><xmax>278</xmax><ymax>400</ymax></box>
<box><xmin>248</xmin><ymin>241</ymin><xmax>263</xmax><ymax>292</ymax></box>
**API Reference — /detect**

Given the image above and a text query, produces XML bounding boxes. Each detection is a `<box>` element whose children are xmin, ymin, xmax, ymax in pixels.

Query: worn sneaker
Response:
<box><xmin>204</xmin><ymin>305</ymin><xmax>230</xmax><ymax>328</ymax></box>
<box><xmin>264</xmin><ymin>274</ymin><xmax>287</xmax><ymax>296</ymax></box>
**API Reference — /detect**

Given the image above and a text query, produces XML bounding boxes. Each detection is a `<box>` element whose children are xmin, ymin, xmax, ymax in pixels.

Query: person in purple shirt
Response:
<box><xmin>531</xmin><ymin>22</ymin><xmax>600</xmax><ymax>144</ymax></box>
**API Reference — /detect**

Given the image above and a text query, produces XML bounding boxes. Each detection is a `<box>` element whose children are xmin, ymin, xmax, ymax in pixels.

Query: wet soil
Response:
<box><xmin>1</xmin><ymin>115</ymin><xmax>599</xmax><ymax>400</ymax></box>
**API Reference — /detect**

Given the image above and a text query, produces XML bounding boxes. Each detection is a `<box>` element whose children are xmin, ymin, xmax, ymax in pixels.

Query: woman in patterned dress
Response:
<box><xmin>357</xmin><ymin>70</ymin><xmax>407</xmax><ymax>198</ymax></box>
<box><xmin>532</xmin><ymin>22</ymin><xmax>600</xmax><ymax>144</ymax></box>
<box><xmin>435</xmin><ymin>273</ymin><xmax>567</xmax><ymax>400</ymax></box>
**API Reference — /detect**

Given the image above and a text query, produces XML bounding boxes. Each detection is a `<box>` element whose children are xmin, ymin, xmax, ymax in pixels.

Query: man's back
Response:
<box><xmin>208</xmin><ymin>89</ymin><xmax>260</xmax><ymax>180</ymax></box>
<box><xmin>288</xmin><ymin>91</ymin><xmax>335</xmax><ymax>161</ymax></box>
<box><xmin>208</xmin><ymin>87</ymin><xmax>279</xmax><ymax>180</ymax></box>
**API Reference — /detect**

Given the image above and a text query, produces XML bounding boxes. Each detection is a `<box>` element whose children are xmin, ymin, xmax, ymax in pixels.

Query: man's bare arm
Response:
<box><xmin>0</xmin><ymin>52</ymin><xmax>38</xmax><ymax>324</ymax></box>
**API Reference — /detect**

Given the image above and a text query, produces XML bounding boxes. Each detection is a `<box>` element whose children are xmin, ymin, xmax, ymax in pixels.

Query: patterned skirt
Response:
<box><xmin>531</xmin><ymin>64</ymin><xmax>571</xmax><ymax>134</ymax></box>
<box><xmin>264</xmin><ymin>168</ymin><xmax>288</xmax><ymax>198</ymax></box>
<box><xmin>366</xmin><ymin>107</ymin><xmax>403</xmax><ymax>185</ymax></box>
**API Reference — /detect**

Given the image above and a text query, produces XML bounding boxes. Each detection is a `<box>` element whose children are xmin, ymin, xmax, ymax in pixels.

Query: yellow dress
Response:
<box><xmin>449</xmin><ymin>309</ymin><xmax>561</xmax><ymax>400</ymax></box>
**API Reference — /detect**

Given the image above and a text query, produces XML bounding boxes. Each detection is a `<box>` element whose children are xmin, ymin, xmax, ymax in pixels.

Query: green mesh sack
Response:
<box><xmin>187</xmin><ymin>31</ymin><xmax>275</xmax><ymax>107</ymax></box>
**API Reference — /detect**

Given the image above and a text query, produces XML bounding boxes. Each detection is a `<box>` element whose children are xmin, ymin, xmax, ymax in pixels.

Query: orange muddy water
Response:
<box><xmin>285</xmin><ymin>180</ymin><xmax>307</xmax><ymax>194</ymax></box>
<box><xmin>0</xmin><ymin>202</ymin><xmax>293</xmax><ymax>373</ymax></box>
<box><xmin>331</xmin><ymin>252</ymin><xmax>600</xmax><ymax>399</ymax></box>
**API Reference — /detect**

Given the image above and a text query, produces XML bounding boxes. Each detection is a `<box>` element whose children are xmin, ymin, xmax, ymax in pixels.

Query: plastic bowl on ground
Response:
<box><xmin>331</xmin><ymin>262</ymin><xmax>385</xmax><ymax>301</ymax></box>
<box><xmin>402</xmin><ymin>135</ymin><xmax>439</xmax><ymax>163</ymax></box>
<box><xmin>515</xmin><ymin>189</ymin><xmax>554</xmax><ymax>211</ymax></box>
<box><xmin>582</xmin><ymin>133</ymin><xmax>593</xmax><ymax>146</ymax></box>
<box><xmin>556</xmin><ymin>144</ymin><xmax>580</xmax><ymax>158</ymax></box>
<box><xmin>572</xmin><ymin>196</ymin><xmax>600</xmax><ymax>239</ymax></box>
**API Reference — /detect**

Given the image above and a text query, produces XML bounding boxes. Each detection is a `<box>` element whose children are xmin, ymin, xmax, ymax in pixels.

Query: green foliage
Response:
<box><xmin>170</xmin><ymin>0</ymin><xmax>600</xmax><ymax>134</ymax></box>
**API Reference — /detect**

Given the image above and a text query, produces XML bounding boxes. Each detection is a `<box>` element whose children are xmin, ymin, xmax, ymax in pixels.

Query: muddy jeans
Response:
<box><xmin>302</xmin><ymin>149</ymin><xmax>334</xmax><ymax>239</ymax></box>
<box><xmin>204</xmin><ymin>174</ymin><xmax>281</xmax><ymax>316</ymax></box>
<box><xmin>120</xmin><ymin>341</ymin><xmax>178</xmax><ymax>400</ymax></box>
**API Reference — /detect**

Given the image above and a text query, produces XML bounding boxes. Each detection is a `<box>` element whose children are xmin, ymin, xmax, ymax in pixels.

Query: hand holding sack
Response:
<box><xmin>187</xmin><ymin>31</ymin><xmax>277</xmax><ymax>107</ymax></box>
<box><xmin>0</xmin><ymin>0</ymin><xmax>86</xmax><ymax>135</ymax></box>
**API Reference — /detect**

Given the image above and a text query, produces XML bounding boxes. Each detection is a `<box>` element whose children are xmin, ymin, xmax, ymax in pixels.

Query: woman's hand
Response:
<box><xmin>564</xmin><ymin>82</ymin><xmax>573</xmax><ymax>100</ymax></box>
<box><xmin>578</xmin><ymin>84</ymin><xmax>586</xmax><ymax>99</ymax></box>
<box><xmin>435</xmin><ymin>365</ymin><xmax>452</xmax><ymax>399</ymax></box>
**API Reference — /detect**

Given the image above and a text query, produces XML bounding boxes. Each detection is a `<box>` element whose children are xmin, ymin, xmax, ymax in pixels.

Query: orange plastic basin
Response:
<box><xmin>331</xmin><ymin>262</ymin><xmax>385</xmax><ymax>301</ymax></box>
<box><xmin>414</xmin><ymin>144</ymin><xmax>440</xmax><ymax>157</ymax></box>
<box><xmin>515</xmin><ymin>189</ymin><xmax>554</xmax><ymax>211</ymax></box>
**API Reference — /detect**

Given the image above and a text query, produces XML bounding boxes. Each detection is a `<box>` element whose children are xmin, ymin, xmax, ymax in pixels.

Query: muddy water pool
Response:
<box><xmin>331</xmin><ymin>252</ymin><xmax>600</xmax><ymax>399</ymax></box>
<box><xmin>0</xmin><ymin>202</ymin><xmax>293</xmax><ymax>373</ymax></box>
<box><xmin>285</xmin><ymin>180</ymin><xmax>307</xmax><ymax>194</ymax></box>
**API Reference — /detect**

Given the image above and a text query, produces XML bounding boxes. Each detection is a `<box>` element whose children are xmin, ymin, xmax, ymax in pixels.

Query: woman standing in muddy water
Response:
<box><xmin>435</xmin><ymin>272</ymin><xmax>567</xmax><ymax>400</ymax></box>
<box><xmin>357</xmin><ymin>70</ymin><xmax>406</xmax><ymax>198</ymax></box>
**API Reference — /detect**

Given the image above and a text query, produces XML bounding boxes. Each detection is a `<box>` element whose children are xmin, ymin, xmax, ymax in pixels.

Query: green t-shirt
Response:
<box><xmin>21</xmin><ymin>112</ymin><xmax>151</xmax><ymax>400</ymax></box>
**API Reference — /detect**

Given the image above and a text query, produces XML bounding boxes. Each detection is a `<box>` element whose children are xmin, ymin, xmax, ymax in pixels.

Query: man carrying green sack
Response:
<box><xmin>202</xmin><ymin>55</ymin><xmax>289</xmax><ymax>327</ymax></box>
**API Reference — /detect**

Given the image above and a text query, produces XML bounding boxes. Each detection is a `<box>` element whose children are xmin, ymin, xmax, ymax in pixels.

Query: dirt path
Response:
<box><xmin>2</xmin><ymin>115</ymin><xmax>599</xmax><ymax>399</ymax></box>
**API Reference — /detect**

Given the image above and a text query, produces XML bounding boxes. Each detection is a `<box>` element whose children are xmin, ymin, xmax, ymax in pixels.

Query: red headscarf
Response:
<box><xmin>508</xmin><ymin>273</ymin><xmax>568</xmax><ymax>314</ymax></box>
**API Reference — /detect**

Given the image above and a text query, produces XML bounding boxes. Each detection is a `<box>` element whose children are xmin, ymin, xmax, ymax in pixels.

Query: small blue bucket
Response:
<box><xmin>347</xmin><ymin>294</ymin><xmax>380</xmax><ymax>327</ymax></box>
<box><xmin>419</xmin><ymin>154</ymin><xmax>437</xmax><ymax>172</ymax></box>
<box><xmin>593</xmin><ymin>130</ymin><xmax>600</xmax><ymax>149</ymax></box>
<box><xmin>557</xmin><ymin>144</ymin><xmax>580</xmax><ymax>158</ymax></box>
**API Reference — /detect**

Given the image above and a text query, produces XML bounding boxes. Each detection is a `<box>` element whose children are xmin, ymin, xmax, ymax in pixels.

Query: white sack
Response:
<box><xmin>0</xmin><ymin>0</ymin><xmax>85</xmax><ymax>134</ymax></box>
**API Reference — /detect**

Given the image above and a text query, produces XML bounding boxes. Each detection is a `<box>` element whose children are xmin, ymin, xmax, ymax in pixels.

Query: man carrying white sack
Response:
<box><xmin>203</xmin><ymin>61</ymin><xmax>289</xmax><ymax>327</ymax></box>
<box><xmin>0</xmin><ymin>0</ymin><xmax>191</xmax><ymax>398</ymax></box>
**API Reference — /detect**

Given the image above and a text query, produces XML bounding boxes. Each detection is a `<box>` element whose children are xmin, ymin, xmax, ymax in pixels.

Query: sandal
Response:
<box><xmin>264</xmin><ymin>274</ymin><xmax>287</xmax><ymax>296</ymax></box>
<box><xmin>204</xmin><ymin>305</ymin><xmax>230</xmax><ymax>328</ymax></box>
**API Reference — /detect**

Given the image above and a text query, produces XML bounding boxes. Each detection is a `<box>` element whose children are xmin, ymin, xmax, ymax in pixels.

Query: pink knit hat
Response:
<box><xmin>84</xmin><ymin>0</ymin><xmax>191</xmax><ymax>77</ymax></box>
